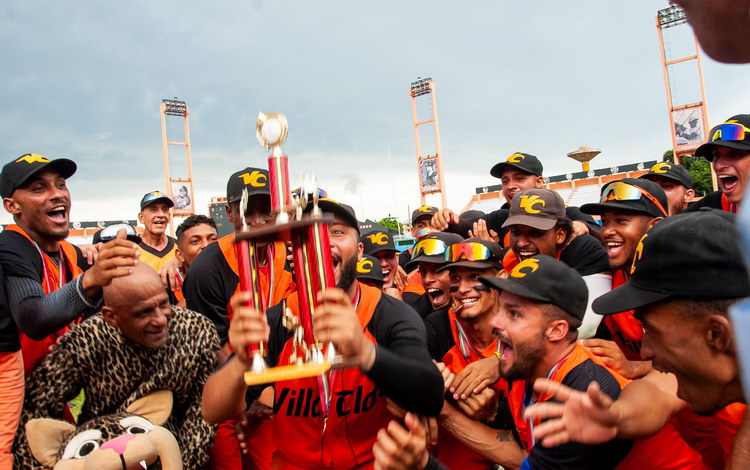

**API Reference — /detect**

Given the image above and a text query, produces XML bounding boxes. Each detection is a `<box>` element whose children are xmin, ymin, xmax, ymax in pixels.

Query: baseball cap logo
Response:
<box><xmin>630</xmin><ymin>233</ymin><xmax>648</xmax><ymax>275</ymax></box>
<box><xmin>510</xmin><ymin>258</ymin><xmax>539</xmax><ymax>278</ymax></box>
<box><xmin>238</xmin><ymin>171</ymin><xmax>267</xmax><ymax>187</ymax></box>
<box><xmin>16</xmin><ymin>154</ymin><xmax>50</xmax><ymax>164</ymax></box>
<box><xmin>417</xmin><ymin>205</ymin><xmax>433</xmax><ymax>213</ymax></box>
<box><xmin>519</xmin><ymin>195</ymin><xmax>545</xmax><ymax>214</ymax></box>
<box><xmin>507</xmin><ymin>153</ymin><xmax>525</xmax><ymax>163</ymax></box>
<box><xmin>651</xmin><ymin>162</ymin><xmax>672</xmax><ymax>174</ymax></box>
<box><xmin>366</xmin><ymin>232</ymin><xmax>389</xmax><ymax>245</ymax></box>
<box><xmin>357</xmin><ymin>258</ymin><xmax>373</xmax><ymax>274</ymax></box>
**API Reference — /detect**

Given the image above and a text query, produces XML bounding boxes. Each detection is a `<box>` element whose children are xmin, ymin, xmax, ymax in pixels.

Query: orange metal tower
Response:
<box><xmin>159</xmin><ymin>97</ymin><xmax>196</xmax><ymax>234</ymax></box>
<box><xmin>656</xmin><ymin>5</ymin><xmax>710</xmax><ymax>164</ymax></box>
<box><xmin>410</xmin><ymin>77</ymin><xmax>447</xmax><ymax>208</ymax></box>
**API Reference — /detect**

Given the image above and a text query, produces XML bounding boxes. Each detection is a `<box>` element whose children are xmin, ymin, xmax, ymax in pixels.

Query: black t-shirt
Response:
<box><xmin>559</xmin><ymin>234</ymin><xmax>609</xmax><ymax>276</ymax></box>
<box><xmin>526</xmin><ymin>358</ymin><xmax>633</xmax><ymax>469</ymax></box>
<box><xmin>405</xmin><ymin>292</ymin><xmax>437</xmax><ymax>320</ymax></box>
<box><xmin>0</xmin><ymin>230</ymin><xmax>88</xmax><ymax>352</ymax></box>
<box><xmin>686</xmin><ymin>190</ymin><xmax>724</xmax><ymax>212</ymax></box>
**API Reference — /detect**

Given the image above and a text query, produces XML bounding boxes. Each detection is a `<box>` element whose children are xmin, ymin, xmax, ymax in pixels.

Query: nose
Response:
<box><xmin>489</xmin><ymin>308</ymin><xmax>506</xmax><ymax>331</ymax></box>
<box><xmin>712</xmin><ymin>155</ymin><xmax>728</xmax><ymax>172</ymax></box>
<box><xmin>100</xmin><ymin>434</ymin><xmax>136</xmax><ymax>455</ymax></box>
<box><xmin>640</xmin><ymin>333</ymin><xmax>654</xmax><ymax>361</ymax></box>
<box><xmin>515</xmin><ymin>233</ymin><xmax>530</xmax><ymax>248</ymax></box>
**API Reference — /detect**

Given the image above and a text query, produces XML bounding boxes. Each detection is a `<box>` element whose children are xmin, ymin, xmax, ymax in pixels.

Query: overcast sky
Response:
<box><xmin>2</xmin><ymin>1</ymin><xmax>750</xmax><ymax>226</ymax></box>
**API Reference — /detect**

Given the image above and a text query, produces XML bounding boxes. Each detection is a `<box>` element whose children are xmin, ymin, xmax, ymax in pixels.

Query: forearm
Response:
<box><xmin>727</xmin><ymin>410</ymin><xmax>750</xmax><ymax>470</ymax></box>
<box><xmin>8</xmin><ymin>275</ymin><xmax>101</xmax><ymax>340</ymax></box>
<box><xmin>439</xmin><ymin>402</ymin><xmax>526</xmax><ymax>469</ymax></box>
<box><xmin>201</xmin><ymin>356</ymin><xmax>249</xmax><ymax>423</ymax></box>
<box><xmin>613</xmin><ymin>371</ymin><xmax>684</xmax><ymax>438</ymax></box>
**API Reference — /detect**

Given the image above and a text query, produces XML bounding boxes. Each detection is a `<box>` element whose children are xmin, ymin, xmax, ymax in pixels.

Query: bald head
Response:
<box><xmin>103</xmin><ymin>263</ymin><xmax>162</xmax><ymax>310</ymax></box>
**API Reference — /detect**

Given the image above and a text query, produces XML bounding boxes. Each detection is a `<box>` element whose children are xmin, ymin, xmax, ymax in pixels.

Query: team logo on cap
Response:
<box><xmin>417</xmin><ymin>205</ymin><xmax>434</xmax><ymax>213</ymax></box>
<box><xmin>630</xmin><ymin>233</ymin><xmax>648</xmax><ymax>275</ymax></box>
<box><xmin>357</xmin><ymin>258</ymin><xmax>374</xmax><ymax>274</ymax></box>
<box><xmin>366</xmin><ymin>232</ymin><xmax>389</xmax><ymax>245</ymax></box>
<box><xmin>16</xmin><ymin>154</ymin><xmax>50</xmax><ymax>164</ymax></box>
<box><xmin>238</xmin><ymin>171</ymin><xmax>267</xmax><ymax>187</ymax></box>
<box><xmin>510</xmin><ymin>258</ymin><xmax>539</xmax><ymax>278</ymax></box>
<box><xmin>650</xmin><ymin>162</ymin><xmax>672</xmax><ymax>174</ymax></box>
<box><xmin>507</xmin><ymin>153</ymin><xmax>525</xmax><ymax>163</ymax></box>
<box><xmin>519</xmin><ymin>195</ymin><xmax>545</xmax><ymax>214</ymax></box>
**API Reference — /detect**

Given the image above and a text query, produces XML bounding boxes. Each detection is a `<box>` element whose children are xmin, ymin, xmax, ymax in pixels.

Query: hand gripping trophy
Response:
<box><xmin>233</xmin><ymin>112</ymin><xmax>343</xmax><ymax>417</ymax></box>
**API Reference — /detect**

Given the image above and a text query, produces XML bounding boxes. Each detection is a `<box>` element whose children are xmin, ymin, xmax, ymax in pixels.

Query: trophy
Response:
<box><xmin>234</xmin><ymin>112</ymin><xmax>342</xmax><ymax>416</ymax></box>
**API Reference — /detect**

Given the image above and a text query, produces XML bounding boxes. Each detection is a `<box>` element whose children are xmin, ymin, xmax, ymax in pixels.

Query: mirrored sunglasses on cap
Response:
<box><xmin>445</xmin><ymin>242</ymin><xmax>492</xmax><ymax>263</ymax></box>
<box><xmin>708</xmin><ymin>122</ymin><xmax>750</xmax><ymax>142</ymax></box>
<box><xmin>413</xmin><ymin>238</ymin><xmax>447</xmax><ymax>258</ymax></box>
<box><xmin>600</xmin><ymin>181</ymin><xmax>668</xmax><ymax>217</ymax></box>
<box><xmin>99</xmin><ymin>223</ymin><xmax>141</xmax><ymax>244</ymax></box>
<box><xmin>142</xmin><ymin>192</ymin><xmax>169</xmax><ymax>204</ymax></box>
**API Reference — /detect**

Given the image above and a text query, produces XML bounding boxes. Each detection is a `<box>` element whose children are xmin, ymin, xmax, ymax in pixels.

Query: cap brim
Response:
<box><xmin>696</xmin><ymin>141</ymin><xmax>750</xmax><ymax>161</ymax></box>
<box><xmin>591</xmin><ymin>282</ymin><xmax>672</xmax><ymax>315</ymax></box>
<box><xmin>502</xmin><ymin>214</ymin><xmax>556</xmax><ymax>230</ymax></box>
<box><xmin>405</xmin><ymin>254</ymin><xmax>445</xmax><ymax>269</ymax></box>
<box><xmin>437</xmin><ymin>260</ymin><xmax>498</xmax><ymax>272</ymax></box>
<box><xmin>640</xmin><ymin>173</ymin><xmax>692</xmax><ymax>190</ymax></box>
<box><xmin>579</xmin><ymin>201</ymin><xmax>650</xmax><ymax>216</ymax></box>
<box><xmin>479</xmin><ymin>276</ymin><xmax>550</xmax><ymax>303</ymax></box>
<box><xmin>141</xmin><ymin>197</ymin><xmax>174</xmax><ymax>210</ymax></box>
<box><xmin>17</xmin><ymin>158</ymin><xmax>77</xmax><ymax>191</ymax></box>
<box><xmin>316</xmin><ymin>200</ymin><xmax>359</xmax><ymax>234</ymax></box>
<box><xmin>490</xmin><ymin>162</ymin><xmax>535</xmax><ymax>179</ymax></box>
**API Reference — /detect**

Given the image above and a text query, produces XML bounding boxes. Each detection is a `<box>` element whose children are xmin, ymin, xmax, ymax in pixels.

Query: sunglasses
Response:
<box><xmin>600</xmin><ymin>182</ymin><xmax>668</xmax><ymax>217</ymax></box>
<box><xmin>708</xmin><ymin>122</ymin><xmax>750</xmax><ymax>142</ymax></box>
<box><xmin>413</xmin><ymin>238</ymin><xmax>447</xmax><ymax>258</ymax></box>
<box><xmin>99</xmin><ymin>223</ymin><xmax>142</xmax><ymax>244</ymax></box>
<box><xmin>445</xmin><ymin>242</ymin><xmax>492</xmax><ymax>263</ymax></box>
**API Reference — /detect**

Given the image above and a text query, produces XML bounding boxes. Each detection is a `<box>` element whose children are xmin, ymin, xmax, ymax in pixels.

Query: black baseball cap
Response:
<box><xmin>502</xmin><ymin>189</ymin><xmax>566</xmax><ymax>231</ymax></box>
<box><xmin>411</xmin><ymin>205</ymin><xmax>438</xmax><ymax>224</ymax></box>
<box><xmin>480</xmin><ymin>255</ymin><xmax>588</xmax><ymax>320</ymax></box>
<box><xmin>438</xmin><ymin>237</ymin><xmax>505</xmax><ymax>272</ymax></box>
<box><xmin>580</xmin><ymin>178</ymin><xmax>668</xmax><ymax>218</ymax></box>
<box><xmin>405</xmin><ymin>232</ymin><xmax>464</xmax><ymax>269</ymax></box>
<box><xmin>226</xmin><ymin>167</ymin><xmax>271</xmax><ymax>204</ymax></box>
<box><xmin>356</xmin><ymin>254</ymin><xmax>384</xmax><ymax>285</ymax></box>
<box><xmin>640</xmin><ymin>162</ymin><xmax>693</xmax><ymax>189</ymax></box>
<box><xmin>460</xmin><ymin>210</ymin><xmax>485</xmax><ymax>220</ymax></box>
<box><xmin>140</xmin><ymin>191</ymin><xmax>174</xmax><ymax>211</ymax></box>
<box><xmin>593</xmin><ymin>209</ymin><xmax>750</xmax><ymax>315</ymax></box>
<box><xmin>695</xmin><ymin>114</ymin><xmax>750</xmax><ymax>161</ymax></box>
<box><xmin>362</xmin><ymin>229</ymin><xmax>396</xmax><ymax>255</ymax></box>
<box><xmin>0</xmin><ymin>154</ymin><xmax>77</xmax><ymax>199</ymax></box>
<box><xmin>305</xmin><ymin>197</ymin><xmax>360</xmax><ymax>234</ymax></box>
<box><xmin>490</xmin><ymin>152</ymin><xmax>544</xmax><ymax>179</ymax></box>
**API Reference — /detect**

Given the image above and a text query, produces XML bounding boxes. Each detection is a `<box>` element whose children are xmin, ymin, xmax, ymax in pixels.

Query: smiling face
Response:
<box><xmin>644</xmin><ymin>176</ymin><xmax>694</xmax><ymax>215</ymax></box>
<box><xmin>3</xmin><ymin>170</ymin><xmax>71</xmax><ymax>250</ymax></box>
<box><xmin>176</xmin><ymin>223</ymin><xmax>218</xmax><ymax>270</ymax></box>
<box><xmin>328</xmin><ymin>216</ymin><xmax>363</xmax><ymax>293</ymax></box>
<box><xmin>138</xmin><ymin>202</ymin><xmax>171</xmax><ymax>237</ymax></box>
<box><xmin>491</xmin><ymin>291</ymin><xmax>548</xmax><ymax>382</ymax></box>
<box><xmin>374</xmin><ymin>250</ymin><xmax>399</xmax><ymax>288</ymax></box>
<box><xmin>411</xmin><ymin>215</ymin><xmax>433</xmax><ymax>238</ymax></box>
<box><xmin>449</xmin><ymin>266</ymin><xmax>499</xmax><ymax>322</ymax></box>
<box><xmin>419</xmin><ymin>262</ymin><xmax>451</xmax><ymax>310</ymax></box>
<box><xmin>712</xmin><ymin>147</ymin><xmax>750</xmax><ymax>204</ymax></box>
<box><xmin>501</xmin><ymin>168</ymin><xmax>543</xmax><ymax>203</ymax></box>
<box><xmin>600</xmin><ymin>209</ymin><xmax>656</xmax><ymax>271</ymax></box>
<box><xmin>509</xmin><ymin>224</ymin><xmax>566</xmax><ymax>262</ymax></box>
<box><xmin>226</xmin><ymin>194</ymin><xmax>273</xmax><ymax>233</ymax></box>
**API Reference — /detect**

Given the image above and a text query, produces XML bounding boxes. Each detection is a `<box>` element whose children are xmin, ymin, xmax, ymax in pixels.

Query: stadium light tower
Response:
<box><xmin>410</xmin><ymin>77</ymin><xmax>447</xmax><ymax>208</ymax></box>
<box><xmin>159</xmin><ymin>97</ymin><xmax>196</xmax><ymax>235</ymax></box>
<box><xmin>567</xmin><ymin>146</ymin><xmax>601</xmax><ymax>173</ymax></box>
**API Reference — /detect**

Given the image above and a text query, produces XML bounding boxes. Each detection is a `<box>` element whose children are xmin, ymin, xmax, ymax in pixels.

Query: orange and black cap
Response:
<box><xmin>140</xmin><ymin>191</ymin><xmax>174</xmax><ymax>211</ymax></box>
<box><xmin>356</xmin><ymin>254</ymin><xmax>384</xmax><ymax>285</ymax></box>
<box><xmin>437</xmin><ymin>237</ymin><xmax>505</xmax><ymax>272</ymax></box>
<box><xmin>580</xmin><ymin>178</ymin><xmax>668</xmax><ymax>219</ymax></box>
<box><xmin>480</xmin><ymin>255</ymin><xmax>588</xmax><ymax>320</ymax></box>
<box><xmin>640</xmin><ymin>162</ymin><xmax>693</xmax><ymax>189</ymax></box>
<box><xmin>593</xmin><ymin>209</ymin><xmax>750</xmax><ymax>315</ymax></box>
<box><xmin>502</xmin><ymin>189</ymin><xmax>566</xmax><ymax>231</ymax></box>
<box><xmin>411</xmin><ymin>205</ymin><xmax>438</xmax><ymax>224</ymax></box>
<box><xmin>362</xmin><ymin>229</ymin><xmax>396</xmax><ymax>255</ymax></box>
<box><xmin>226</xmin><ymin>167</ymin><xmax>270</xmax><ymax>204</ymax></box>
<box><xmin>0</xmin><ymin>154</ymin><xmax>77</xmax><ymax>198</ymax></box>
<box><xmin>405</xmin><ymin>232</ymin><xmax>464</xmax><ymax>269</ymax></box>
<box><xmin>695</xmin><ymin>114</ymin><xmax>750</xmax><ymax>162</ymax></box>
<box><xmin>490</xmin><ymin>152</ymin><xmax>543</xmax><ymax>179</ymax></box>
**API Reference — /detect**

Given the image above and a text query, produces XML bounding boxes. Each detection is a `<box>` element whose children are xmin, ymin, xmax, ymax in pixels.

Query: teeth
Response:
<box><xmin>140</xmin><ymin>461</ymin><xmax>147</xmax><ymax>470</ymax></box>
<box><xmin>718</xmin><ymin>175</ymin><xmax>733</xmax><ymax>179</ymax></box>
<box><xmin>460</xmin><ymin>298</ymin><xmax>479</xmax><ymax>305</ymax></box>
<box><xmin>606</xmin><ymin>242</ymin><xmax>623</xmax><ymax>247</ymax></box>
<box><xmin>427</xmin><ymin>288</ymin><xmax>440</xmax><ymax>293</ymax></box>
<box><xmin>518</xmin><ymin>251</ymin><xmax>535</xmax><ymax>256</ymax></box>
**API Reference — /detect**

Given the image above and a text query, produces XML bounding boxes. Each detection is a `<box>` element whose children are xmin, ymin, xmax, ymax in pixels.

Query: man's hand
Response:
<box><xmin>77</xmin><ymin>243</ymin><xmax>102</xmax><ymax>265</ymax></box>
<box><xmin>158</xmin><ymin>258</ymin><xmax>182</xmax><ymax>290</ymax></box>
<box><xmin>468</xmin><ymin>219</ymin><xmax>500</xmax><ymax>243</ymax></box>
<box><xmin>449</xmin><ymin>355</ymin><xmax>500</xmax><ymax>399</ymax></box>
<box><xmin>81</xmin><ymin>228</ymin><xmax>140</xmax><ymax>297</ymax></box>
<box><xmin>523</xmin><ymin>378</ymin><xmax>619</xmax><ymax>447</ymax></box>
<box><xmin>431</xmin><ymin>208</ymin><xmax>460</xmax><ymax>231</ymax></box>
<box><xmin>314</xmin><ymin>288</ymin><xmax>373</xmax><ymax>370</ymax></box>
<box><xmin>373</xmin><ymin>413</ymin><xmax>431</xmax><ymax>470</ymax></box>
<box><xmin>393</xmin><ymin>266</ymin><xmax>408</xmax><ymax>290</ymax></box>
<box><xmin>581</xmin><ymin>339</ymin><xmax>652</xmax><ymax>379</ymax></box>
<box><xmin>455</xmin><ymin>387</ymin><xmax>498</xmax><ymax>422</ymax></box>
<box><xmin>228</xmin><ymin>292</ymin><xmax>270</xmax><ymax>366</ymax></box>
<box><xmin>434</xmin><ymin>361</ymin><xmax>455</xmax><ymax>392</ymax></box>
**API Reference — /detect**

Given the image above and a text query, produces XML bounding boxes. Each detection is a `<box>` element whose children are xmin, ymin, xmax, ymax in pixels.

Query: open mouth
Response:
<box><xmin>382</xmin><ymin>268</ymin><xmax>391</xmax><ymax>279</ymax></box>
<box><xmin>498</xmin><ymin>337</ymin><xmax>514</xmax><ymax>362</ymax></box>
<box><xmin>605</xmin><ymin>240</ymin><xmax>624</xmax><ymax>258</ymax></box>
<box><xmin>426</xmin><ymin>287</ymin><xmax>447</xmax><ymax>307</ymax></box>
<box><xmin>718</xmin><ymin>174</ymin><xmax>739</xmax><ymax>193</ymax></box>
<box><xmin>458</xmin><ymin>296</ymin><xmax>479</xmax><ymax>309</ymax></box>
<box><xmin>516</xmin><ymin>249</ymin><xmax>537</xmax><ymax>260</ymax></box>
<box><xmin>46</xmin><ymin>205</ymin><xmax>68</xmax><ymax>225</ymax></box>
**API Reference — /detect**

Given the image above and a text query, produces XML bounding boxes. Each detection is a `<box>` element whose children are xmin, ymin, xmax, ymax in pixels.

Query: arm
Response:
<box><xmin>728</xmin><ymin>410</ymin><xmax>750</xmax><ymax>470</ymax></box>
<box><xmin>373</xmin><ymin>413</ymin><xmax>449</xmax><ymax>470</ymax></box>
<box><xmin>580</xmin><ymin>339</ymin><xmax>652</xmax><ymax>379</ymax></box>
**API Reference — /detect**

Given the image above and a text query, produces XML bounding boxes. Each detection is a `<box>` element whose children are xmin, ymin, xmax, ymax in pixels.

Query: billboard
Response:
<box><xmin>672</xmin><ymin>108</ymin><xmax>705</xmax><ymax>152</ymax></box>
<box><xmin>419</xmin><ymin>156</ymin><xmax>439</xmax><ymax>193</ymax></box>
<box><xmin>170</xmin><ymin>180</ymin><xmax>194</xmax><ymax>214</ymax></box>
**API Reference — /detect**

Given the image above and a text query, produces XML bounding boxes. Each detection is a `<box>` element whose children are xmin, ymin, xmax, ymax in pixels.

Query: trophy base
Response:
<box><xmin>235</xmin><ymin>214</ymin><xmax>335</xmax><ymax>243</ymax></box>
<box><xmin>244</xmin><ymin>361</ymin><xmax>332</xmax><ymax>386</ymax></box>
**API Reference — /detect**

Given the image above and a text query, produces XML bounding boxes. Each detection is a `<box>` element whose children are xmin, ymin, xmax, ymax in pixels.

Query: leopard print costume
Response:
<box><xmin>13</xmin><ymin>306</ymin><xmax>220</xmax><ymax>469</ymax></box>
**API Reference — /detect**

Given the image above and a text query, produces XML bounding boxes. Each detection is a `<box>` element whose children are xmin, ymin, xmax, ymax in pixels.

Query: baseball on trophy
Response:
<box><xmin>256</xmin><ymin>111</ymin><xmax>288</xmax><ymax>150</ymax></box>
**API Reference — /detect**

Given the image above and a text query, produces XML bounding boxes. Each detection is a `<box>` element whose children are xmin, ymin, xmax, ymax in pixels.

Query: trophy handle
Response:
<box><xmin>235</xmin><ymin>239</ymin><xmax>268</xmax><ymax>373</ymax></box>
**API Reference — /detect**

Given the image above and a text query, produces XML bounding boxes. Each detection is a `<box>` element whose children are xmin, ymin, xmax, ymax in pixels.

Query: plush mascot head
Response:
<box><xmin>25</xmin><ymin>390</ymin><xmax>182</xmax><ymax>470</ymax></box>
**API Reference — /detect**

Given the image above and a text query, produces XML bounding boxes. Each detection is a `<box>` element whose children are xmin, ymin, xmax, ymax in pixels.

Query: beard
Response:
<box><xmin>500</xmin><ymin>332</ymin><xmax>548</xmax><ymax>382</ymax></box>
<box><xmin>336</xmin><ymin>253</ymin><xmax>359</xmax><ymax>292</ymax></box>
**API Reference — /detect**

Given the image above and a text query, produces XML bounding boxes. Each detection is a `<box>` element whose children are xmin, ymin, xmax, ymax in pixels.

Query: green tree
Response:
<box><xmin>663</xmin><ymin>150</ymin><xmax>674</xmax><ymax>164</ymax></box>
<box><xmin>377</xmin><ymin>215</ymin><xmax>403</xmax><ymax>235</ymax></box>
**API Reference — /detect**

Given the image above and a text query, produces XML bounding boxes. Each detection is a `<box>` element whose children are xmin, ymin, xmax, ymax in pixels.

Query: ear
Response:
<box><xmin>225</xmin><ymin>205</ymin><xmax>235</xmax><ymax>224</ymax></box>
<box><xmin>357</xmin><ymin>241</ymin><xmax>364</xmax><ymax>259</ymax></box>
<box><xmin>535</xmin><ymin>176</ymin><xmax>545</xmax><ymax>188</ymax></box>
<box><xmin>126</xmin><ymin>390</ymin><xmax>173</xmax><ymax>426</ymax></box>
<box><xmin>545</xmin><ymin>319</ymin><xmax>569</xmax><ymax>343</ymax></box>
<box><xmin>26</xmin><ymin>418</ymin><xmax>76</xmax><ymax>467</ymax></box>
<box><xmin>684</xmin><ymin>189</ymin><xmax>695</xmax><ymax>203</ymax></box>
<box><xmin>555</xmin><ymin>227</ymin><xmax>567</xmax><ymax>245</ymax></box>
<box><xmin>3</xmin><ymin>197</ymin><xmax>20</xmax><ymax>216</ymax></box>
<box><xmin>495</xmin><ymin>268</ymin><xmax>509</xmax><ymax>279</ymax></box>
<box><xmin>174</xmin><ymin>248</ymin><xmax>185</xmax><ymax>264</ymax></box>
<box><xmin>646</xmin><ymin>217</ymin><xmax>663</xmax><ymax>230</ymax></box>
<box><xmin>101</xmin><ymin>306</ymin><xmax>117</xmax><ymax>328</ymax></box>
<box><xmin>137</xmin><ymin>212</ymin><xmax>145</xmax><ymax>225</ymax></box>
<box><xmin>706</xmin><ymin>314</ymin><xmax>734</xmax><ymax>354</ymax></box>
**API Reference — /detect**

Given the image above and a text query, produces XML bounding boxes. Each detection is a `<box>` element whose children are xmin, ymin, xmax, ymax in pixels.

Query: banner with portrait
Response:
<box><xmin>419</xmin><ymin>156</ymin><xmax>440</xmax><ymax>193</ymax></box>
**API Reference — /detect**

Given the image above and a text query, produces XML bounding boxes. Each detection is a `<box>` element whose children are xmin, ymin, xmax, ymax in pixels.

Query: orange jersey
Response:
<box><xmin>603</xmin><ymin>270</ymin><xmax>644</xmax><ymax>361</ymax></box>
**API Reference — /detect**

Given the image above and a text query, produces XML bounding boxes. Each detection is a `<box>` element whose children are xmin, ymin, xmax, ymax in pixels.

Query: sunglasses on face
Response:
<box><xmin>99</xmin><ymin>223</ymin><xmax>142</xmax><ymax>244</ymax></box>
<box><xmin>600</xmin><ymin>182</ymin><xmax>668</xmax><ymax>217</ymax></box>
<box><xmin>708</xmin><ymin>122</ymin><xmax>750</xmax><ymax>142</ymax></box>
<box><xmin>445</xmin><ymin>242</ymin><xmax>492</xmax><ymax>263</ymax></box>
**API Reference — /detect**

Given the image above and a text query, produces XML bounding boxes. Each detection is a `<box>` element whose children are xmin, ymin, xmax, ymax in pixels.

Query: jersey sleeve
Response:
<box><xmin>0</xmin><ymin>231</ymin><xmax>42</xmax><ymax>280</ymax></box>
